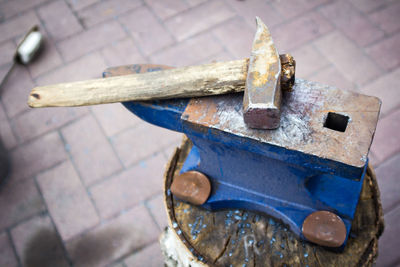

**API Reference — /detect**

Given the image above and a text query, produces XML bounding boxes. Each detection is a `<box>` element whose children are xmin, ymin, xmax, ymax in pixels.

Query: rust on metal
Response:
<box><xmin>170</xmin><ymin>171</ymin><xmax>211</xmax><ymax>205</ymax></box>
<box><xmin>302</xmin><ymin>211</ymin><xmax>347</xmax><ymax>247</ymax></box>
<box><xmin>243</xmin><ymin>17</ymin><xmax>281</xmax><ymax>129</ymax></box>
<box><xmin>280</xmin><ymin>54</ymin><xmax>296</xmax><ymax>92</ymax></box>
<box><xmin>182</xmin><ymin>79</ymin><xmax>381</xmax><ymax>168</ymax></box>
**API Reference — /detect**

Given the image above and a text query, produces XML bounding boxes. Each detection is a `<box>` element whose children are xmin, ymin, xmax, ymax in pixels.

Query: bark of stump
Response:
<box><xmin>160</xmin><ymin>137</ymin><xmax>384</xmax><ymax>267</ymax></box>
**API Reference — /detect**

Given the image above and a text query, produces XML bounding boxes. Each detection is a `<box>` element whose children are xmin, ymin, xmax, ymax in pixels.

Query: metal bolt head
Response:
<box><xmin>170</xmin><ymin>171</ymin><xmax>211</xmax><ymax>205</ymax></box>
<box><xmin>302</xmin><ymin>211</ymin><xmax>347</xmax><ymax>248</ymax></box>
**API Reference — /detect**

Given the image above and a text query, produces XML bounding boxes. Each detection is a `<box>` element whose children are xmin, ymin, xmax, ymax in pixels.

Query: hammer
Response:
<box><xmin>28</xmin><ymin>18</ymin><xmax>295</xmax><ymax>129</ymax></box>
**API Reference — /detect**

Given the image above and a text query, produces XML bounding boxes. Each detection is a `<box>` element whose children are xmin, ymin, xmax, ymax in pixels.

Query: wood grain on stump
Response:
<box><xmin>162</xmin><ymin>137</ymin><xmax>384</xmax><ymax>267</ymax></box>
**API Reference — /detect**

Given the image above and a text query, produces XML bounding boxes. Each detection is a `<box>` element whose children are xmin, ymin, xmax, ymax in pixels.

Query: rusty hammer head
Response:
<box><xmin>243</xmin><ymin>17</ymin><xmax>295</xmax><ymax>129</ymax></box>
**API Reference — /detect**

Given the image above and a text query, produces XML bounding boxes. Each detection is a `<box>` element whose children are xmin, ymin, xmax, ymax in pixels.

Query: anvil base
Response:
<box><xmin>179</xmin><ymin>139</ymin><xmax>366</xmax><ymax>245</ymax></box>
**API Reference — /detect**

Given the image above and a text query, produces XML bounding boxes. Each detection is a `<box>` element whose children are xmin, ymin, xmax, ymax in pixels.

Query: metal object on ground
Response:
<box><xmin>1</xmin><ymin>26</ymin><xmax>43</xmax><ymax>92</ymax></box>
<box><xmin>170</xmin><ymin>171</ymin><xmax>211</xmax><ymax>205</ymax></box>
<box><xmin>15</xmin><ymin>26</ymin><xmax>43</xmax><ymax>65</ymax></box>
<box><xmin>302</xmin><ymin>211</ymin><xmax>347</xmax><ymax>247</ymax></box>
<box><xmin>243</xmin><ymin>17</ymin><xmax>282</xmax><ymax>129</ymax></box>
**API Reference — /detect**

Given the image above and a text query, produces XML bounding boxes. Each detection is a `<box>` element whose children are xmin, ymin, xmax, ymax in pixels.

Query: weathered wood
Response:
<box><xmin>161</xmin><ymin>137</ymin><xmax>384</xmax><ymax>267</ymax></box>
<box><xmin>28</xmin><ymin>55</ymin><xmax>296</xmax><ymax>108</ymax></box>
<box><xmin>28</xmin><ymin>59</ymin><xmax>249</xmax><ymax>108</ymax></box>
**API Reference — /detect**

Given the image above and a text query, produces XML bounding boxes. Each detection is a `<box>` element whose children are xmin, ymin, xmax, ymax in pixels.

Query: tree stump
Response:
<box><xmin>160</xmin><ymin>137</ymin><xmax>384</xmax><ymax>267</ymax></box>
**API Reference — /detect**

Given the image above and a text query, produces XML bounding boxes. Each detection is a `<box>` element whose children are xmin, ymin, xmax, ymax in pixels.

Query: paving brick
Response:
<box><xmin>366</xmin><ymin>32</ymin><xmax>400</xmax><ymax>72</ymax></box>
<box><xmin>314</xmin><ymin>31</ymin><xmax>381</xmax><ymax>85</ymax></box>
<box><xmin>212</xmin><ymin>17</ymin><xmax>253</xmax><ymax>59</ymax></box>
<box><xmin>0</xmin><ymin>232</ymin><xmax>18</xmax><ymax>267</ymax></box>
<box><xmin>186</xmin><ymin>0</ymin><xmax>207</xmax><ymax>7</ymax></box>
<box><xmin>150</xmin><ymin>32</ymin><xmax>223</xmax><ymax>67</ymax></box>
<box><xmin>78</xmin><ymin>0</ymin><xmax>142</xmax><ymax>27</ymax></box>
<box><xmin>61</xmin><ymin>115</ymin><xmax>104</xmax><ymax>154</ymax></box>
<box><xmin>320</xmin><ymin>1</ymin><xmax>384</xmax><ymax>46</ymax></box>
<box><xmin>111</xmin><ymin>121</ymin><xmax>182</xmax><ymax>167</ymax></box>
<box><xmin>226</xmin><ymin>0</ymin><xmax>284</xmax><ymax>29</ymax></box>
<box><xmin>61</xmin><ymin>115</ymin><xmax>122</xmax><ymax>185</ymax></box>
<box><xmin>90</xmin><ymin>153</ymin><xmax>166</xmax><ymax>219</ymax></box>
<box><xmin>0</xmin><ymin>102</ymin><xmax>6</xmax><ymax>121</ymax></box>
<box><xmin>0</xmin><ymin>118</ymin><xmax>17</xmax><ymax>150</ymax></box>
<box><xmin>1</xmin><ymin>64</ymin><xmax>34</xmax><ymax>118</ymax></box>
<box><xmin>146</xmin><ymin>193</ymin><xmax>168</xmax><ymax>230</ymax></box>
<box><xmin>309</xmin><ymin>65</ymin><xmax>357</xmax><ymax>91</ymax></box>
<box><xmin>37</xmin><ymin>0</ymin><xmax>83</xmax><ymax>42</ymax></box>
<box><xmin>10</xmin><ymin>214</ymin><xmax>69</xmax><ymax>267</ymax></box>
<box><xmin>271</xmin><ymin>0</ymin><xmax>330</xmax><ymax>19</ymax></box>
<box><xmin>37</xmin><ymin>161</ymin><xmax>100</xmax><ymax>240</ymax></box>
<box><xmin>145</xmin><ymin>0</ymin><xmax>188</xmax><ymax>20</ymax></box>
<box><xmin>66</xmin><ymin>0</ymin><xmax>100</xmax><ymax>11</ymax></box>
<box><xmin>0</xmin><ymin>0</ymin><xmax>47</xmax><ymax>20</ymax></box>
<box><xmin>360</xmin><ymin>68</ymin><xmax>400</xmax><ymax>116</ymax></box>
<box><xmin>199</xmin><ymin>50</ymin><xmax>234</xmax><ymax>64</ymax></box>
<box><xmin>0</xmin><ymin>64</ymin><xmax>11</xmax><ymax>85</ymax></box>
<box><xmin>36</xmin><ymin>52</ymin><xmax>107</xmax><ymax>85</ymax></box>
<box><xmin>376</xmin><ymin>153</ymin><xmax>400</xmax><ymax>213</ymax></box>
<box><xmin>161</xmin><ymin>142</ymin><xmax>180</xmax><ymax>161</ymax></box>
<box><xmin>290</xmin><ymin>43</ymin><xmax>330</xmax><ymax>78</ymax></box>
<box><xmin>57</xmin><ymin>20</ymin><xmax>126</xmax><ymax>62</ymax></box>
<box><xmin>100</xmin><ymin>38</ymin><xmax>145</xmax><ymax>67</ymax></box>
<box><xmin>119</xmin><ymin>6</ymin><xmax>174</xmax><ymax>56</ymax></box>
<box><xmin>0</xmin><ymin>178</ymin><xmax>45</xmax><ymax>231</ymax></box>
<box><xmin>0</xmin><ymin>41</ymin><xmax>15</xmax><ymax>67</ymax></box>
<box><xmin>367</xmin><ymin>151</ymin><xmax>379</xmax><ymax>168</ymax></box>
<box><xmin>91</xmin><ymin>103</ymin><xmax>141</xmax><ymax>137</ymax></box>
<box><xmin>124</xmin><ymin>242</ymin><xmax>164</xmax><ymax>267</ymax></box>
<box><xmin>349</xmin><ymin>0</ymin><xmax>388</xmax><ymax>13</ymax></box>
<box><xmin>109</xmin><ymin>262</ymin><xmax>125</xmax><ymax>267</ymax></box>
<box><xmin>369</xmin><ymin>1</ymin><xmax>400</xmax><ymax>34</ymax></box>
<box><xmin>66</xmin><ymin>204</ymin><xmax>159</xmax><ymax>267</ymax></box>
<box><xmin>12</xmin><ymin>106</ymin><xmax>88</xmax><ymax>144</ymax></box>
<box><xmin>0</xmin><ymin>103</ymin><xmax>17</xmax><ymax>149</ymax></box>
<box><xmin>27</xmin><ymin>34</ymin><xmax>63</xmax><ymax>79</ymax></box>
<box><xmin>0</xmin><ymin>11</ymin><xmax>40</xmax><ymax>43</ymax></box>
<box><xmin>271</xmin><ymin>12</ymin><xmax>333</xmax><ymax>53</ymax></box>
<box><xmin>376</xmin><ymin>205</ymin><xmax>400</xmax><ymax>266</ymax></box>
<box><xmin>165</xmin><ymin>1</ymin><xmax>235</xmax><ymax>42</ymax></box>
<box><xmin>10</xmin><ymin>131</ymin><xmax>68</xmax><ymax>181</ymax></box>
<box><xmin>370</xmin><ymin>109</ymin><xmax>400</xmax><ymax>166</ymax></box>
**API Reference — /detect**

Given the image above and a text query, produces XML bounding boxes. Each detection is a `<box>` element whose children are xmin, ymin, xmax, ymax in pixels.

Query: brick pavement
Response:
<box><xmin>0</xmin><ymin>0</ymin><xmax>399</xmax><ymax>266</ymax></box>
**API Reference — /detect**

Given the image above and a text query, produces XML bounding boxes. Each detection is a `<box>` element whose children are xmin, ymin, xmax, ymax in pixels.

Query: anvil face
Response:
<box><xmin>182</xmin><ymin>79</ymin><xmax>380</xmax><ymax>179</ymax></box>
<box><xmin>120</xmin><ymin>72</ymin><xmax>380</xmax><ymax>247</ymax></box>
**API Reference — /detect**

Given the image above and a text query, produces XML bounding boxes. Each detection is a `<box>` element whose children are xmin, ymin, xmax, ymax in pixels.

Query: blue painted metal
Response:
<box><xmin>107</xmin><ymin>65</ymin><xmax>380</xmax><ymax>248</ymax></box>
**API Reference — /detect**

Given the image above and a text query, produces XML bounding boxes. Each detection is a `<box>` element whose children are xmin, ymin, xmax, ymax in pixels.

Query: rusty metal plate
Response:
<box><xmin>181</xmin><ymin>79</ymin><xmax>381</xmax><ymax>168</ymax></box>
<box><xmin>302</xmin><ymin>210</ymin><xmax>347</xmax><ymax>248</ymax></box>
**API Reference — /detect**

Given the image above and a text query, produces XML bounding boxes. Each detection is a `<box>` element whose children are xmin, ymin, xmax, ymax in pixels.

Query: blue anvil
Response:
<box><xmin>104</xmin><ymin>65</ymin><xmax>381</xmax><ymax>247</ymax></box>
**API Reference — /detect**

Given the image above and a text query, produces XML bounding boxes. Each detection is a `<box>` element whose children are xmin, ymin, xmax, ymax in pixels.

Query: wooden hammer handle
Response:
<box><xmin>28</xmin><ymin>59</ymin><xmax>249</xmax><ymax>108</ymax></box>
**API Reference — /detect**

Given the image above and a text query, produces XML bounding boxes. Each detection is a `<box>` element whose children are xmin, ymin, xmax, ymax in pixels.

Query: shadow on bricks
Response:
<box><xmin>23</xmin><ymin>228</ymin><xmax>68</xmax><ymax>267</ymax></box>
<box><xmin>23</xmin><ymin>227</ymin><xmax>129</xmax><ymax>266</ymax></box>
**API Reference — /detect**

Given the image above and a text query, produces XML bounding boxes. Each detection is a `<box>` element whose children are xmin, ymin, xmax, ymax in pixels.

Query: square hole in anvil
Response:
<box><xmin>324</xmin><ymin>112</ymin><xmax>349</xmax><ymax>132</ymax></box>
